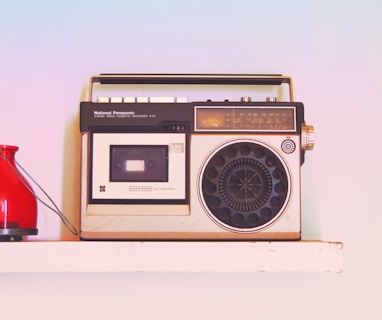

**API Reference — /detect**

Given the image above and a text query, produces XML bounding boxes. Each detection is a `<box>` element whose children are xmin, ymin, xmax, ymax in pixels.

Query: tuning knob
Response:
<box><xmin>301</xmin><ymin>124</ymin><xmax>315</xmax><ymax>151</ymax></box>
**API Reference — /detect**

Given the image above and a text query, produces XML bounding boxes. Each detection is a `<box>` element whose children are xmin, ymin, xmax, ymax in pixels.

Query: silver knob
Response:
<box><xmin>266</xmin><ymin>97</ymin><xmax>277</xmax><ymax>102</ymax></box>
<box><xmin>301</xmin><ymin>124</ymin><xmax>315</xmax><ymax>151</ymax></box>
<box><xmin>241</xmin><ymin>96</ymin><xmax>252</xmax><ymax>102</ymax></box>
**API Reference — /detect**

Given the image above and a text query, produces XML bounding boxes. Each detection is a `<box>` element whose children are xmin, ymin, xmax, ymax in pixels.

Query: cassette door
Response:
<box><xmin>90</xmin><ymin>131</ymin><xmax>187</xmax><ymax>203</ymax></box>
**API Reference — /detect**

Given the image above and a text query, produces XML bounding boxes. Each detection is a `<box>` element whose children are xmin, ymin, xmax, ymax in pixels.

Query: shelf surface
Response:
<box><xmin>0</xmin><ymin>240</ymin><xmax>343</xmax><ymax>273</ymax></box>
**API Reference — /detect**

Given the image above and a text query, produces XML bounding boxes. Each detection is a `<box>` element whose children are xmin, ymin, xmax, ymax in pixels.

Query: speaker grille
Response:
<box><xmin>200</xmin><ymin>141</ymin><xmax>290</xmax><ymax>232</ymax></box>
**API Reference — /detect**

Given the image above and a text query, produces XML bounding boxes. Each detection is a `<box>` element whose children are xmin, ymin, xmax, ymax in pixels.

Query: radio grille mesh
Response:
<box><xmin>201</xmin><ymin>141</ymin><xmax>289</xmax><ymax>231</ymax></box>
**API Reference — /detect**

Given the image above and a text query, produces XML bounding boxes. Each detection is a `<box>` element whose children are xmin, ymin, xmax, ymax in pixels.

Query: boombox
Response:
<box><xmin>79</xmin><ymin>74</ymin><xmax>314</xmax><ymax>240</ymax></box>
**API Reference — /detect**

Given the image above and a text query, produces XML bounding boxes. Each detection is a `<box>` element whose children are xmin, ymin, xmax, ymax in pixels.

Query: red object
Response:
<box><xmin>0</xmin><ymin>145</ymin><xmax>38</xmax><ymax>240</ymax></box>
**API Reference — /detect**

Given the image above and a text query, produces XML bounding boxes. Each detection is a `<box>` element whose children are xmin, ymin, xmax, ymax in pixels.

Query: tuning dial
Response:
<box><xmin>301</xmin><ymin>124</ymin><xmax>315</xmax><ymax>151</ymax></box>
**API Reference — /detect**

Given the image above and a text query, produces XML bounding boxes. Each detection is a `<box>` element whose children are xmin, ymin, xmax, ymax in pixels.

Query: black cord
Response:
<box><xmin>0</xmin><ymin>148</ymin><xmax>79</xmax><ymax>236</ymax></box>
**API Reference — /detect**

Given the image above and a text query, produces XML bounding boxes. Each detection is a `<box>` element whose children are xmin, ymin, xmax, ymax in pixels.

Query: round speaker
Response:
<box><xmin>199</xmin><ymin>139</ymin><xmax>291</xmax><ymax>233</ymax></box>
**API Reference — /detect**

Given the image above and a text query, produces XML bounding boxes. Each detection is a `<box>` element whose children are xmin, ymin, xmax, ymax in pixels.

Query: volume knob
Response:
<box><xmin>301</xmin><ymin>124</ymin><xmax>315</xmax><ymax>151</ymax></box>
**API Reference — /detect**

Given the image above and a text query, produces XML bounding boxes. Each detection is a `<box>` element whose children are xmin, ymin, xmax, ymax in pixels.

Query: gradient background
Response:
<box><xmin>1</xmin><ymin>0</ymin><xmax>381</xmax><ymax>319</ymax></box>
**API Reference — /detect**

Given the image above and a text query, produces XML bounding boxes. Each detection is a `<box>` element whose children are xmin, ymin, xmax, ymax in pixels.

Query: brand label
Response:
<box><xmin>93</xmin><ymin>111</ymin><xmax>156</xmax><ymax>119</ymax></box>
<box><xmin>129</xmin><ymin>186</ymin><xmax>153</xmax><ymax>192</ymax></box>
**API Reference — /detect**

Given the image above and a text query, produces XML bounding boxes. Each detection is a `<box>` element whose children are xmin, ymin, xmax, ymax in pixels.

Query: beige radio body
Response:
<box><xmin>79</xmin><ymin>74</ymin><xmax>314</xmax><ymax>240</ymax></box>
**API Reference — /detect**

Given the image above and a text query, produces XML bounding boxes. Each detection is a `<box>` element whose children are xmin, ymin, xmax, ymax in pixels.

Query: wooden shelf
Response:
<box><xmin>0</xmin><ymin>240</ymin><xmax>343</xmax><ymax>273</ymax></box>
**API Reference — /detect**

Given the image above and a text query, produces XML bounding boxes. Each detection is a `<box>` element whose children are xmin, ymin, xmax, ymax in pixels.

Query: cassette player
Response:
<box><xmin>79</xmin><ymin>74</ymin><xmax>314</xmax><ymax>240</ymax></box>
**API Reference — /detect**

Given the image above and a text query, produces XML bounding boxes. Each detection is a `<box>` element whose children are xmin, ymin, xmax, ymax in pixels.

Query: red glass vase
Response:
<box><xmin>0</xmin><ymin>145</ymin><xmax>38</xmax><ymax>241</ymax></box>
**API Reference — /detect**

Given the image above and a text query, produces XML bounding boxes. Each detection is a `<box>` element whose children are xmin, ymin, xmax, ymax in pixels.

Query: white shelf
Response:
<box><xmin>0</xmin><ymin>240</ymin><xmax>343</xmax><ymax>273</ymax></box>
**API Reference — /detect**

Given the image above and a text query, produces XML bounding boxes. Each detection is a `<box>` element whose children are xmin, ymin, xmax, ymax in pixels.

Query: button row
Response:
<box><xmin>97</xmin><ymin>96</ymin><xmax>189</xmax><ymax>103</ymax></box>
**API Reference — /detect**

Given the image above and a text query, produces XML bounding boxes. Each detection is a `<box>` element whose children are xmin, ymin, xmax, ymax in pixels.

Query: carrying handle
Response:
<box><xmin>88</xmin><ymin>74</ymin><xmax>294</xmax><ymax>102</ymax></box>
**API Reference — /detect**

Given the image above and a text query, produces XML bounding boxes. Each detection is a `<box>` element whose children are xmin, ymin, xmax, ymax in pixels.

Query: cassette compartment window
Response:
<box><xmin>110</xmin><ymin>145</ymin><xmax>169</xmax><ymax>182</ymax></box>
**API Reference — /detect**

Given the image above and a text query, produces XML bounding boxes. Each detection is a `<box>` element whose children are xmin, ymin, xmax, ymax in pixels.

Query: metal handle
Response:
<box><xmin>88</xmin><ymin>73</ymin><xmax>294</xmax><ymax>102</ymax></box>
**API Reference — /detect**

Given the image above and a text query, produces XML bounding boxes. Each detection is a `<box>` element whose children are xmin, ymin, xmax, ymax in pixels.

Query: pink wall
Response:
<box><xmin>1</xmin><ymin>1</ymin><xmax>381</xmax><ymax>319</ymax></box>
